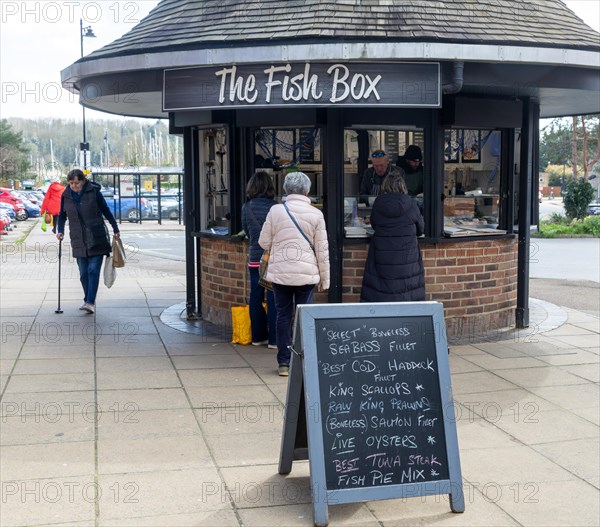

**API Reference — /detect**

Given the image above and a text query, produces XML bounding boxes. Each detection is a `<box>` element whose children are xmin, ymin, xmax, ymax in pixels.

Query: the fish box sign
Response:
<box><xmin>163</xmin><ymin>62</ymin><xmax>440</xmax><ymax>110</ymax></box>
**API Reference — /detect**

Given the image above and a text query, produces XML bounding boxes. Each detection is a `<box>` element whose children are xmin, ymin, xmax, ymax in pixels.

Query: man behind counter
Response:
<box><xmin>359</xmin><ymin>150</ymin><xmax>404</xmax><ymax>204</ymax></box>
<box><xmin>396</xmin><ymin>145</ymin><xmax>424</xmax><ymax>196</ymax></box>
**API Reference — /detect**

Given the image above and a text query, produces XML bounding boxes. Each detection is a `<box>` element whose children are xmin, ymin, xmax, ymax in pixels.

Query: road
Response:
<box><xmin>120</xmin><ymin>230</ymin><xmax>186</xmax><ymax>261</ymax></box>
<box><xmin>530</xmin><ymin>238</ymin><xmax>599</xmax><ymax>282</ymax></box>
<box><xmin>538</xmin><ymin>197</ymin><xmax>565</xmax><ymax>220</ymax></box>
<box><xmin>529</xmin><ymin>237</ymin><xmax>600</xmax><ymax>317</ymax></box>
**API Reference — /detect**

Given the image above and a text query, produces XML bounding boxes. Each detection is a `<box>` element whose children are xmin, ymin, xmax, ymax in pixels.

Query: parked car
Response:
<box><xmin>0</xmin><ymin>202</ymin><xmax>16</xmax><ymax>219</ymax></box>
<box><xmin>101</xmin><ymin>190</ymin><xmax>152</xmax><ymax>222</ymax></box>
<box><xmin>18</xmin><ymin>190</ymin><xmax>46</xmax><ymax>205</ymax></box>
<box><xmin>13</xmin><ymin>193</ymin><xmax>41</xmax><ymax>219</ymax></box>
<box><xmin>0</xmin><ymin>203</ymin><xmax>14</xmax><ymax>234</ymax></box>
<box><xmin>0</xmin><ymin>213</ymin><xmax>10</xmax><ymax>235</ymax></box>
<box><xmin>140</xmin><ymin>192</ymin><xmax>182</xmax><ymax>220</ymax></box>
<box><xmin>587</xmin><ymin>203</ymin><xmax>600</xmax><ymax>216</ymax></box>
<box><xmin>0</xmin><ymin>188</ymin><xmax>27</xmax><ymax>220</ymax></box>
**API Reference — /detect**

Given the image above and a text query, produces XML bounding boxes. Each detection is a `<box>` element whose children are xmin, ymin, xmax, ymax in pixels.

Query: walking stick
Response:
<box><xmin>55</xmin><ymin>238</ymin><xmax>63</xmax><ymax>314</ymax></box>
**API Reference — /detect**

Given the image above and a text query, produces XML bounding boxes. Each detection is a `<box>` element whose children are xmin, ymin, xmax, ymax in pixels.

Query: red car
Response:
<box><xmin>0</xmin><ymin>188</ymin><xmax>27</xmax><ymax>220</ymax></box>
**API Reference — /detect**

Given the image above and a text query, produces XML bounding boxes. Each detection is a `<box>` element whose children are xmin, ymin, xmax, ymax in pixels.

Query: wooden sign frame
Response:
<box><xmin>279</xmin><ymin>302</ymin><xmax>464</xmax><ymax>527</ymax></box>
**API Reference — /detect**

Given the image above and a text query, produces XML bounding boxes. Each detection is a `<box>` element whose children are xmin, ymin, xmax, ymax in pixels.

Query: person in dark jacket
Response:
<box><xmin>396</xmin><ymin>145</ymin><xmax>424</xmax><ymax>196</ymax></box>
<box><xmin>241</xmin><ymin>172</ymin><xmax>277</xmax><ymax>347</ymax></box>
<box><xmin>56</xmin><ymin>169</ymin><xmax>120</xmax><ymax>314</ymax></box>
<box><xmin>360</xmin><ymin>172</ymin><xmax>425</xmax><ymax>303</ymax></box>
<box><xmin>359</xmin><ymin>149</ymin><xmax>404</xmax><ymax>204</ymax></box>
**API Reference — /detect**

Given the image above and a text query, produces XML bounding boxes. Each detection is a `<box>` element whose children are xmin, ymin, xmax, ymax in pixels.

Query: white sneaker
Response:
<box><xmin>79</xmin><ymin>303</ymin><xmax>88</xmax><ymax>310</ymax></box>
<box><xmin>83</xmin><ymin>303</ymin><xmax>95</xmax><ymax>314</ymax></box>
<box><xmin>252</xmin><ymin>340</ymin><xmax>268</xmax><ymax>346</ymax></box>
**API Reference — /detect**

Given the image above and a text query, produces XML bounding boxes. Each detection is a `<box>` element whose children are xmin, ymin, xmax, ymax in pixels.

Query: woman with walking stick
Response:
<box><xmin>56</xmin><ymin>169</ymin><xmax>120</xmax><ymax>314</ymax></box>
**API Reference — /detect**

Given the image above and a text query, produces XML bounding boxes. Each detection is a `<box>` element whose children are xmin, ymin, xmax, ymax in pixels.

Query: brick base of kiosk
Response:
<box><xmin>199</xmin><ymin>236</ymin><xmax>517</xmax><ymax>339</ymax></box>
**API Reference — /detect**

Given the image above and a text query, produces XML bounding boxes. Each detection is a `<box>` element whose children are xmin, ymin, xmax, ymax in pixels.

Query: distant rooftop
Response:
<box><xmin>84</xmin><ymin>0</ymin><xmax>600</xmax><ymax>61</ymax></box>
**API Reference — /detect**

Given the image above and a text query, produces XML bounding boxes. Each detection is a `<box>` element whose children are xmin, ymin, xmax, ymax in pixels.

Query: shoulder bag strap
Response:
<box><xmin>283</xmin><ymin>203</ymin><xmax>315</xmax><ymax>253</ymax></box>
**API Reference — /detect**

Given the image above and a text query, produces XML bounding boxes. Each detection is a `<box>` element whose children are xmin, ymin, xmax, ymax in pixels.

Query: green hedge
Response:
<box><xmin>537</xmin><ymin>214</ymin><xmax>600</xmax><ymax>238</ymax></box>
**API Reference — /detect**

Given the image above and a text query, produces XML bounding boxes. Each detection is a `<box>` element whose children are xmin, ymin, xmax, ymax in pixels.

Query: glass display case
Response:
<box><xmin>344</xmin><ymin>197</ymin><xmax>374</xmax><ymax>238</ymax></box>
<box><xmin>443</xmin><ymin>129</ymin><xmax>506</xmax><ymax>236</ymax></box>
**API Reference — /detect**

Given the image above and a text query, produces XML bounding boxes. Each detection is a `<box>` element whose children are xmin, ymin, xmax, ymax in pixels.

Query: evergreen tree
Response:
<box><xmin>0</xmin><ymin>119</ymin><xmax>30</xmax><ymax>180</ymax></box>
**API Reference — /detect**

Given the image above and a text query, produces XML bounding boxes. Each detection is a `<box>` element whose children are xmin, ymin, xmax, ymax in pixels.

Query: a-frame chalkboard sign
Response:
<box><xmin>279</xmin><ymin>302</ymin><xmax>464</xmax><ymax>527</ymax></box>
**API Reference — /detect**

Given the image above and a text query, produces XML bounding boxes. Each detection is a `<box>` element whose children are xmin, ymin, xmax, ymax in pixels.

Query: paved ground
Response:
<box><xmin>0</xmin><ymin>219</ymin><xmax>598</xmax><ymax>526</ymax></box>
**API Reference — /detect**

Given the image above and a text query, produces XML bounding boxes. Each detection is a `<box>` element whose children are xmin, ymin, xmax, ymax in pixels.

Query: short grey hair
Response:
<box><xmin>283</xmin><ymin>171</ymin><xmax>311</xmax><ymax>195</ymax></box>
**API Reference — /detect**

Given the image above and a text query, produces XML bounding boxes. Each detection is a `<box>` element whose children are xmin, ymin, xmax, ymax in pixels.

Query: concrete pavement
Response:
<box><xmin>0</xmin><ymin>219</ymin><xmax>598</xmax><ymax>526</ymax></box>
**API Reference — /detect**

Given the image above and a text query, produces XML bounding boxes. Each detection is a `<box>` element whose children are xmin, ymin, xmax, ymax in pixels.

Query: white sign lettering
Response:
<box><xmin>215</xmin><ymin>65</ymin><xmax>258</xmax><ymax>103</ymax></box>
<box><xmin>216</xmin><ymin>62</ymin><xmax>382</xmax><ymax>105</ymax></box>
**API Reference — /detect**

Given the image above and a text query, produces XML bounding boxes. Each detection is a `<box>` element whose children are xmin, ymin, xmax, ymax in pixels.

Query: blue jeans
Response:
<box><xmin>248</xmin><ymin>267</ymin><xmax>276</xmax><ymax>344</ymax></box>
<box><xmin>76</xmin><ymin>255</ymin><xmax>104</xmax><ymax>305</ymax></box>
<box><xmin>272</xmin><ymin>283</ymin><xmax>314</xmax><ymax>366</ymax></box>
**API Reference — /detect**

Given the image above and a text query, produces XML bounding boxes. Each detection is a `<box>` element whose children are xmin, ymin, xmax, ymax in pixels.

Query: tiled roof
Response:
<box><xmin>86</xmin><ymin>0</ymin><xmax>600</xmax><ymax>60</ymax></box>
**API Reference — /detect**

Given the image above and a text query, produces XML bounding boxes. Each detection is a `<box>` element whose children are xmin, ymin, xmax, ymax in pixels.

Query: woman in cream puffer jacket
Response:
<box><xmin>259</xmin><ymin>172</ymin><xmax>330</xmax><ymax>375</ymax></box>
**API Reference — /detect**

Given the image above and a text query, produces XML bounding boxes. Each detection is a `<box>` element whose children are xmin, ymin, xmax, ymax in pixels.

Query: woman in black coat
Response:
<box><xmin>241</xmin><ymin>171</ymin><xmax>277</xmax><ymax>347</ymax></box>
<box><xmin>57</xmin><ymin>169</ymin><xmax>120</xmax><ymax>314</ymax></box>
<box><xmin>360</xmin><ymin>172</ymin><xmax>425</xmax><ymax>302</ymax></box>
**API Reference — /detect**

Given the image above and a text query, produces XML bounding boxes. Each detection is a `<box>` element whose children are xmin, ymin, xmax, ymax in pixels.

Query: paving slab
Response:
<box><xmin>178</xmin><ymin>367</ymin><xmax>265</xmax><ymax>387</ymax></box>
<box><xmin>98</xmin><ymin>509</ymin><xmax>240</xmax><ymax>526</ymax></box>
<box><xmin>3</xmin><ymin>372</ymin><xmax>95</xmax><ymax>393</ymax></box>
<box><xmin>491</xmin><ymin>479</ymin><xmax>600</xmax><ymax>526</ymax></box>
<box><xmin>96</xmin><ymin>408</ymin><xmax>202</xmax><ymax>441</ymax></box>
<box><xmin>96</xmin><ymin>387</ymin><xmax>190</xmax><ymax>411</ymax></box>
<box><xmin>96</xmin><ymin>468</ymin><xmax>231</xmax><ymax>519</ymax></box>
<box><xmin>95</xmin><ymin>370</ymin><xmax>181</xmax><ymax>390</ymax></box>
<box><xmin>186</xmin><ymin>384</ymin><xmax>280</xmax><ymax>410</ymax></box>
<box><xmin>0</xmin><ymin>441</ymin><xmax>95</xmax><ymax>480</ymax></box>
<box><xmin>530</xmin><ymin>437</ymin><xmax>600</xmax><ymax>487</ymax></box>
<box><xmin>367</xmin><ymin>489</ymin><xmax>520</xmax><ymax>526</ymax></box>
<box><xmin>0</xmin><ymin>475</ymin><xmax>96</xmax><ymax>527</ymax></box>
<box><xmin>97</xmin><ymin>435</ymin><xmax>214</xmax><ymax>473</ymax></box>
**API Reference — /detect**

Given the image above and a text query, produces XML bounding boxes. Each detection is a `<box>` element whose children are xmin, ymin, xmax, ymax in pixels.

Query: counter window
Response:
<box><xmin>343</xmin><ymin>128</ymin><xmax>425</xmax><ymax>238</ymax></box>
<box><xmin>443</xmin><ymin>129</ymin><xmax>506</xmax><ymax>237</ymax></box>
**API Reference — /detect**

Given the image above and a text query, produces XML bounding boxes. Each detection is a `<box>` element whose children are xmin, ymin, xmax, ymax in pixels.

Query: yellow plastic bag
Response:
<box><xmin>41</xmin><ymin>220</ymin><xmax>47</xmax><ymax>232</ymax></box>
<box><xmin>231</xmin><ymin>305</ymin><xmax>252</xmax><ymax>345</ymax></box>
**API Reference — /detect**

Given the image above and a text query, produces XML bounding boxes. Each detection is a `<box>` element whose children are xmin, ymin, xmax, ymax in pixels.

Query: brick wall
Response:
<box><xmin>200</xmin><ymin>238</ymin><xmax>247</xmax><ymax>328</ymax></box>
<box><xmin>201</xmin><ymin>236</ymin><xmax>518</xmax><ymax>340</ymax></box>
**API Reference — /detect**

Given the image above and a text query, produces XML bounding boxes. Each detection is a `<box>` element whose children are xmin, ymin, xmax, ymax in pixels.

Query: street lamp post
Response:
<box><xmin>80</xmin><ymin>19</ymin><xmax>96</xmax><ymax>172</ymax></box>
